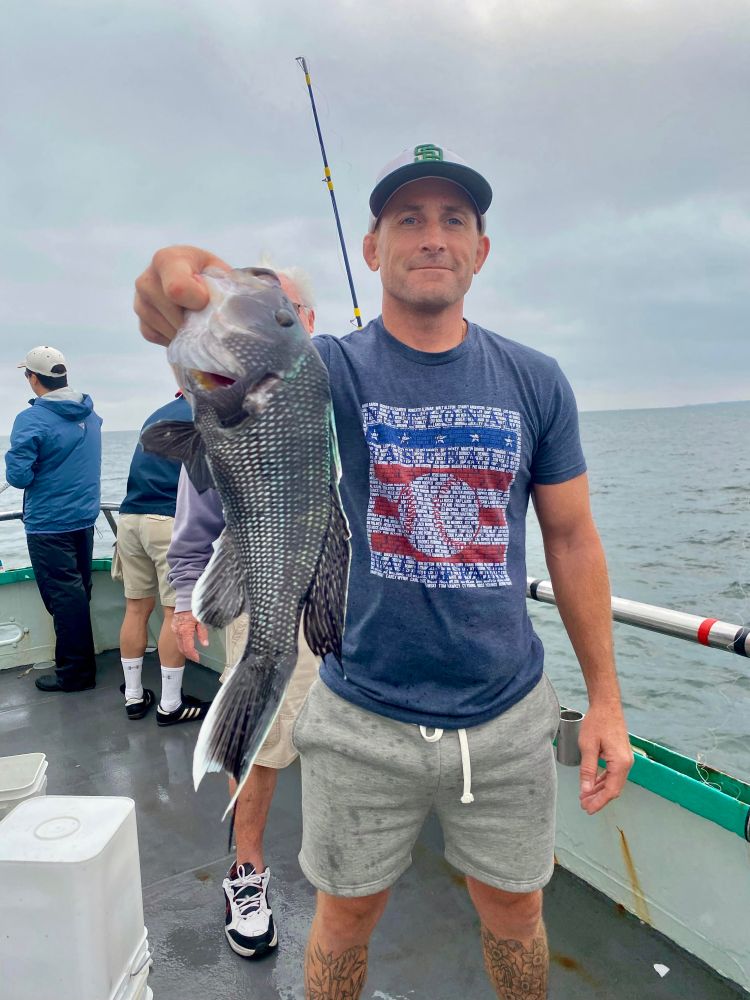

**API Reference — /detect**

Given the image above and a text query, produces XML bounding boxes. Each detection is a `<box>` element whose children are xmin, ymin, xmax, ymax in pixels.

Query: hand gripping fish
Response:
<box><xmin>141</xmin><ymin>267</ymin><xmax>350</xmax><ymax>813</ymax></box>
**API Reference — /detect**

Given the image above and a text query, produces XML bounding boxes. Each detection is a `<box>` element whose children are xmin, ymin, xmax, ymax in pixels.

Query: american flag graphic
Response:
<box><xmin>363</xmin><ymin>403</ymin><xmax>522</xmax><ymax>588</ymax></box>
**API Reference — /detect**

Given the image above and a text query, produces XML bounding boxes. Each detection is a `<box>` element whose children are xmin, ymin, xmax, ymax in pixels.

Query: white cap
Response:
<box><xmin>368</xmin><ymin>143</ymin><xmax>492</xmax><ymax>233</ymax></box>
<box><xmin>17</xmin><ymin>346</ymin><xmax>68</xmax><ymax>377</ymax></box>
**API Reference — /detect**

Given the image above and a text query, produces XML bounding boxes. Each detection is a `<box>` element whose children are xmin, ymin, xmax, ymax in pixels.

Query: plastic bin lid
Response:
<box><xmin>0</xmin><ymin>795</ymin><xmax>135</xmax><ymax>864</ymax></box>
<box><xmin>0</xmin><ymin>753</ymin><xmax>46</xmax><ymax>798</ymax></box>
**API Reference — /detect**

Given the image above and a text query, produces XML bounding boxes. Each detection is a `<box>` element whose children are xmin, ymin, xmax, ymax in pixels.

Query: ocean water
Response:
<box><xmin>1</xmin><ymin>401</ymin><xmax>749</xmax><ymax>780</ymax></box>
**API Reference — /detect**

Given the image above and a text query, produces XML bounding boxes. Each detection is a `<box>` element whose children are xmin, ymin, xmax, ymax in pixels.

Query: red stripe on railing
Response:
<box><xmin>697</xmin><ymin>618</ymin><xmax>718</xmax><ymax>645</ymax></box>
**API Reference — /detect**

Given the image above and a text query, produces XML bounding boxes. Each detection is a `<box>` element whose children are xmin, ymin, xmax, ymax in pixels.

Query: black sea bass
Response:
<box><xmin>142</xmin><ymin>267</ymin><xmax>350</xmax><ymax>810</ymax></box>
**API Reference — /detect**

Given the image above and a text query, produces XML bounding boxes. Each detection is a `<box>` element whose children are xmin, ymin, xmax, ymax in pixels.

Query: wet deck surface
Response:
<box><xmin>1</xmin><ymin>650</ymin><xmax>747</xmax><ymax>999</ymax></box>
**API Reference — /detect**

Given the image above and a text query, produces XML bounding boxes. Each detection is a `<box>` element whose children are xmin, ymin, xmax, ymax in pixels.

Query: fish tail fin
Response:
<box><xmin>191</xmin><ymin>648</ymin><xmax>297</xmax><ymax>819</ymax></box>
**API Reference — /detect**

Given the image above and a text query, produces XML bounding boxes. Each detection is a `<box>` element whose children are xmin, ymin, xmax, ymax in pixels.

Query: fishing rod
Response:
<box><xmin>295</xmin><ymin>56</ymin><xmax>363</xmax><ymax>329</ymax></box>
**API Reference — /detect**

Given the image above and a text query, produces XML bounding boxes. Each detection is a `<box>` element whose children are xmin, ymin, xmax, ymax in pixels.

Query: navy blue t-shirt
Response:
<box><xmin>313</xmin><ymin>317</ymin><xmax>586</xmax><ymax>729</ymax></box>
<box><xmin>120</xmin><ymin>396</ymin><xmax>192</xmax><ymax>516</ymax></box>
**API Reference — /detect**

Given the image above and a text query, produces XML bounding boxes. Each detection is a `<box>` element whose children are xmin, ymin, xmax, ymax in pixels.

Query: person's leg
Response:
<box><xmin>27</xmin><ymin>530</ymin><xmax>97</xmax><ymax>689</ymax></box>
<box><xmin>434</xmin><ymin>675</ymin><xmax>560</xmax><ymax>1000</ymax></box>
<box><xmin>157</xmin><ymin>607</ymin><xmax>185</xmax><ymax>668</ymax></box>
<box><xmin>220</xmin><ymin>615</ymin><xmax>278</xmax><ymax>958</ymax></box>
<box><xmin>222</xmin><ymin>618</ymin><xmax>315</xmax><ymax>959</ymax></box>
<box><xmin>221</xmin><ymin>767</ymin><xmax>281</xmax><ymax>958</ymax></box>
<box><xmin>304</xmin><ymin>890</ymin><xmax>390</xmax><ymax>1000</ymax></box>
<box><xmin>73</xmin><ymin>526</ymin><xmax>97</xmax><ymax>673</ymax></box>
<box><xmin>117</xmin><ymin>514</ymin><xmax>159</xmax><ymax>704</ymax></box>
<box><xmin>157</xmin><ymin>606</ymin><xmax>187</xmax><ymax>711</ymax></box>
<box><xmin>120</xmin><ymin>596</ymin><xmax>157</xmax><ymax>658</ymax></box>
<box><xmin>293</xmin><ymin>681</ymin><xmax>435</xmax><ymax>990</ymax></box>
<box><xmin>119</xmin><ymin>596</ymin><xmax>156</xmax><ymax>711</ymax></box>
<box><xmin>230</xmin><ymin>768</ymin><xmax>277</xmax><ymax>872</ymax></box>
<box><xmin>145</xmin><ymin>515</ymin><xmax>197</xmax><ymax>714</ymax></box>
<box><xmin>74</xmin><ymin>526</ymin><xmax>95</xmax><ymax>604</ymax></box>
<box><xmin>467</xmin><ymin>880</ymin><xmax>547</xmax><ymax>999</ymax></box>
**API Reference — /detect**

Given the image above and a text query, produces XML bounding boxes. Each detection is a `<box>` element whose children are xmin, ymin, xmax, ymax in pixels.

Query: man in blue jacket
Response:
<box><xmin>4</xmin><ymin>347</ymin><xmax>103</xmax><ymax>692</ymax></box>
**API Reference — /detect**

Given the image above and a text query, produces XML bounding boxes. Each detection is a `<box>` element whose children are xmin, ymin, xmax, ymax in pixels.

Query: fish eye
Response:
<box><xmin>274</xmin><ymin>308</ymin><xmax>296</xmax><ymax>327</ymax></box>
<box><xmin>238</xmin><ymin>266</ymin><xmax>281</xmax><ymax>287</ymax></box>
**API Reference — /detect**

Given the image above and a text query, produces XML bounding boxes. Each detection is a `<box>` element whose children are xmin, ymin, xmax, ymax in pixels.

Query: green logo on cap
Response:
<box><xmin>414</xmin><ymin>144</ymin><xmax>443</xmax><ymax>162</ymax></box>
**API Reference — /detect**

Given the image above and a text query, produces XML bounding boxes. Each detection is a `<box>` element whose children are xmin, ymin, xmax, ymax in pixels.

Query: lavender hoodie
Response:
<box><xmin>167</xmin><ymin>467</ymin><xmax>225</xmax><ymax>613</ymax></box>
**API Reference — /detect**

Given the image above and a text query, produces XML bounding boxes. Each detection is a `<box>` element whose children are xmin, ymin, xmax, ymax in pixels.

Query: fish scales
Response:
<box><xmin>140</xmin><ymin>267</ymin><xmax>350</xmax><ymax>810</ymax></box>
<box><xmin>198</xmin><ymin>350</ymin><xmax>333</xmax><ymax>662</ymax></box>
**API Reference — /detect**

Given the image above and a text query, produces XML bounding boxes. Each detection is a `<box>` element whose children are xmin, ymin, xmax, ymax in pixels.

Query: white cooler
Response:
<box><xmin>0</xmin><ymin>796</ymin><xmax>152</xmax><ymax>1000</ymax></box>
<box><xmin>0</xmin><ymin>752</ymin><xmax>48</xmax><ymax>820</ymax></box>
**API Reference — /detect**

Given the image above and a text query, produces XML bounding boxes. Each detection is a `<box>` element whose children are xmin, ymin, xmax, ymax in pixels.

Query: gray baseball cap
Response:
<box><xmin>368</xmin><ymin>143</ymin><xmax>492</xmax><ymax>233</ymax></box>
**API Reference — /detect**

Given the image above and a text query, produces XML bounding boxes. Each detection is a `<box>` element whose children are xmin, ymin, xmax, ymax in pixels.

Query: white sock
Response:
<box><xmin>160</xmin><ymin>665</ymin><xmax>185</xmax><ymax>712</ymax></box>
<box><xmin>122</xmin><ymin>657</ymin><xmax>144</xmax><ymax>701</ymax></box>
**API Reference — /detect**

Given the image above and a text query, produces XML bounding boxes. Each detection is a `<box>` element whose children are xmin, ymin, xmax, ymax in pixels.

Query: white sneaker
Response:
<box><xmin>222</xmin><ymin>862</ymin><xmax>278</xmax><ymax>958</ymax></box>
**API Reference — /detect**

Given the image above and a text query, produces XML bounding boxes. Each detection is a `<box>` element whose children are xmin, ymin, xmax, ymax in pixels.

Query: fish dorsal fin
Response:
<box><xmin>140</xmin><ymin>419</ymin><xmax>214</xmax><ymax>493</ymax></box>
<box><xmin>192</xmin><ymin>529</ymin><xmax>246</xmax><ymax>628</ymax></box>
<box><xmin>303</xmin><ymin>483</ymin><xmax>350</xmax><ymax>661</ymax></box>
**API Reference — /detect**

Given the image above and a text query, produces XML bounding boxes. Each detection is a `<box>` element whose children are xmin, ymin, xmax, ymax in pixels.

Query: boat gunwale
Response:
<box><xmin>3</xmin><ymin>557</ymin><xmax>749</xmax><ymax>842</ymax></box>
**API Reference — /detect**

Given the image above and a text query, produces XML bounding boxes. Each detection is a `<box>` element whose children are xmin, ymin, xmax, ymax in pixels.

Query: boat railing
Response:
<box><xmin>527</xmin><ymin>577</ymin><xmax>750</xmax><ymax>658</ymax></box>
<box><xmin>0</xmin><ymin>502</ymin><xmax>120</xmax><ymax>535</ymax></box>
<box><xmin>1</xmin><ymin>502</ymin><xmax>748</xmax><ymax>658</ymax></box>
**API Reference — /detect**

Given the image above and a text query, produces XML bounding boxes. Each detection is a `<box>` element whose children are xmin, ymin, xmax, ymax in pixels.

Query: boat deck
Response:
<box><xmin>1</xmin><ymin>650</ymin><xmax>747</xmax><ymax>1000</ymax></box>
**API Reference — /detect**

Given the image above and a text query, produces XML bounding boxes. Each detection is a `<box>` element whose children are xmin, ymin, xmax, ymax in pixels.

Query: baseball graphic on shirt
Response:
<box><xmin>398</xmin><ymin>473</ymin><xmax>480</xmax><ymax>558</ymax></box>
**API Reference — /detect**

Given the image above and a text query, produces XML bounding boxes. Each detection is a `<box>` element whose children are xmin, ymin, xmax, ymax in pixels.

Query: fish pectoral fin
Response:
<box><xmin>192</xmin><ymin>529</ymin><xmax>246</xmax><ymax>627</ymax></box>
<box><xmin>140</xmin><ymin>419</ymin><xmax>214</xmax><ymax>493</ymax></box>
<box><xmin>303</xmin><ymin>484</ymin><xmax>351</xmax><ymax>661</ymax></box>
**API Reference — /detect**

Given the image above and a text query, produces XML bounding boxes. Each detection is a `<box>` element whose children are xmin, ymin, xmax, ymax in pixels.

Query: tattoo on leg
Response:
<box><xmin>305</xmin><ymin>942</ymin><xmax>368</xmax><ymax>1000</ymax></box>
<box><xmin>481</xmin><ymin>925</ymin><xmax>549</xmax><ymax>999</ymax></box>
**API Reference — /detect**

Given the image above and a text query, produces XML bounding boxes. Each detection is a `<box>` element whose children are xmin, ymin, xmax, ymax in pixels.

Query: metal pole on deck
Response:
<box><xmin>527</xmin><ymin>576</ymin><xmax>750</xmax><ymax>658</ymax></box>
<box><xmin>296</xmin><ymin>56</ymin><xmax>363</xmax><ymax>329</ymax></box>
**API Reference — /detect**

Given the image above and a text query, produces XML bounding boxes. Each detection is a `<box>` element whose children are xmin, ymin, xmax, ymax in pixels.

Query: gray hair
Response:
<box><xmin>258</xmin><ymin>252</ymin><xmax>316</xmax><ymax>309</ymax></box>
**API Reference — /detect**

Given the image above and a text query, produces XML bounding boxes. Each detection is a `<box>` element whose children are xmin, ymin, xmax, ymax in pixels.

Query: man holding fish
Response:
<box><xmin>134</xmin><ymin>144</ymin><xmax>633</xmax><ymax>1000</ymax></box>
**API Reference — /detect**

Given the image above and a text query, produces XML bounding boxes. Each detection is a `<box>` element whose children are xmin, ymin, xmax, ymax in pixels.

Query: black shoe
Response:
<box><xmin>119</xmin><ymin>683</ymin><xmax>156</xmax><ymax>720</ymax></box>
<box><xmin>223</xmin><ymin>862</ymin><xmax>278</xmax><ymax>959</ymax></box>
<box><xmin>35</xmin><ymin>674</ymin><xmax>95</xmax><ymax>693</ymax></box>
<box><xmin>156</xmin><ymin>692</ymin><xmax>212</xmax><ymax>727</ymax></box>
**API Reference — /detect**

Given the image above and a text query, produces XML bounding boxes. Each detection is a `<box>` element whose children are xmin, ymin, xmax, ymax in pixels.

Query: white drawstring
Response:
<box><xmin>419</xmin><ymin>726</ymin><xmax>474</xmax><ymax>804</ymax></box>
<box><xmin>456</xmin><ymin>728</ymin><xmax>474</xmax><ymax>804</ymax></box>
<box><xmin>419</xmin><ymin>725</ymin><xmax>443</xmax><ymax>743</ymax></box>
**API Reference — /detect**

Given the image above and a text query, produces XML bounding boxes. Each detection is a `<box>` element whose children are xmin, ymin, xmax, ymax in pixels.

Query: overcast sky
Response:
<box><xmin>1</xmin><ymin>0</ymin><xmax>748</xmax><ymax>432</ymax></box>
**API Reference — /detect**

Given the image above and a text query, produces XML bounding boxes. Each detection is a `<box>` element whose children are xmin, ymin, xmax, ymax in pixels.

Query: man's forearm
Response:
<box><xmin>543</xmin><ymin>531</ymin><xmax>622</xmax><ymax>708</ymax></box>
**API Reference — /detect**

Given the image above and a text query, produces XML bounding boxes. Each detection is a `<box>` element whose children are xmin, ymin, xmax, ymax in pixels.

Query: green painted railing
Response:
<box><xmin>0</xmin><ymin>558</ymin><xmax>113</xmax><ymax>586</ymax></box>
<box><xmin>628</xmin><ymin>734</ymin><xmax>750</xmax><ymax>841</ymax></box>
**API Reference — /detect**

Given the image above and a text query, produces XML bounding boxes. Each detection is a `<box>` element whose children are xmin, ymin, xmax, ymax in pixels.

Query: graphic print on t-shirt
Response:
<box><xmin>363</xmin><ymin>403</ymin><xmax>521</xmax><ymax>588</ymax></box>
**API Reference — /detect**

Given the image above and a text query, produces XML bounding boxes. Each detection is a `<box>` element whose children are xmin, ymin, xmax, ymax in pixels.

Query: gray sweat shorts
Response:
<box><xmin>292</xmin><ymin>675</ymin><xmax>560</xmax><ymax>898</ymax></box>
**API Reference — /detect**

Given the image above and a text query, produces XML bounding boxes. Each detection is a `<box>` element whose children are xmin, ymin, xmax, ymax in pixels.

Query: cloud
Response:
<box><xmin>1</xmin><ymin>0</ymin><xmax>748</xmax><ymax>431</ymax></box>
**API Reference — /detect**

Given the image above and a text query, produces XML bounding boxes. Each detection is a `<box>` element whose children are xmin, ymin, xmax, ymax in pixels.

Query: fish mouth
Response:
<box><xmin>190</xmin><ymin>369</ymin><xmax>237</xmax><ymax>391</ymax></box>
<box><xmin>187</xmin><ymin>368</ymin><xmax>250</xmax><ymax>430</ymax></box>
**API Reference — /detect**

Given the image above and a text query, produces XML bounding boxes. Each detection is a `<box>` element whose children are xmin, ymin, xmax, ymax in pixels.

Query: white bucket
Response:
<box><xmin>0</xmin><ymin>752</ymin><xmax>48</xmax><ymax>821</ymax></box>
<box><xmin>112</xmin><ymin>929</ymin><xmax>153</xmax><ymax>1000</ymax></box>
<box><xmin>0</xmin><ymin>795</ymin><xmax>149</xmax><ymax>1000</ymax></box>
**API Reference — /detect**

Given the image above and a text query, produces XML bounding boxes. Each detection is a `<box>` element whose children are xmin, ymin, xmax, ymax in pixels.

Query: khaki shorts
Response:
<box><xmin>223</xmin><ymin>614</ymin><xmax>319</xmax><ymax>769</ymax></box>
<box><xmin>116</xmin><ymin>513</ymin><xmax>177</xmax><ymax>606</ymax></box>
